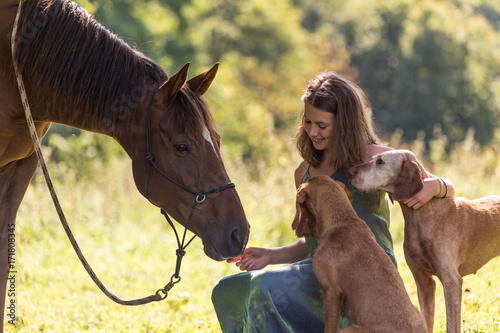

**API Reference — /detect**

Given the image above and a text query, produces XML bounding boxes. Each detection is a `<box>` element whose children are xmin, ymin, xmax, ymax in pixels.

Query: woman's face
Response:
<box><xmin>303</xmin><ymin>103</ymin><xmax>335</xmax><ymax>151</ymax></box>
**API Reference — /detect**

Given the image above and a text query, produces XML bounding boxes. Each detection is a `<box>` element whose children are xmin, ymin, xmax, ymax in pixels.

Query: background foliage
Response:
<box><xmin>6</xmin><ymin>0</ymin><xmax>500</xmax><ymax>331</ymax></box>
<box><xmin>49</xmin><ymin>0</ymin><xmax>500</xmax><ymax>174</ymax></box>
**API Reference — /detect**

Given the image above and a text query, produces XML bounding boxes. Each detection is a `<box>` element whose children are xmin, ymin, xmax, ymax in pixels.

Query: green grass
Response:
<box><xmin>4</xmin><ymin>133</ymin><xmax>500</xmax><ymax>332</ymax></box>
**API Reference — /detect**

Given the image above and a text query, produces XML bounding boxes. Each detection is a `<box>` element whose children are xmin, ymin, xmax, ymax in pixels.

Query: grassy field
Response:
<box><xmin>4</xmin><ymin>131</ymin><xmax>500</xmax><ymax>332</ymax></box>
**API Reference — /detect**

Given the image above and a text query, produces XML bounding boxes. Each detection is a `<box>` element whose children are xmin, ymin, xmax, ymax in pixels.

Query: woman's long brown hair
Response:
<box><xmin>295</xmin><ymin>72</ymin><xmax>380</xmax><ymax>175</ymax></box>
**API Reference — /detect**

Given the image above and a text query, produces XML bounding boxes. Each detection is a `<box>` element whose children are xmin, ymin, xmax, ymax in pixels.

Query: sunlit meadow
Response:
<box><xmin>4</xmin><ymin>129</ymin><xmax>500</xmax><ymax>332</ymax></box>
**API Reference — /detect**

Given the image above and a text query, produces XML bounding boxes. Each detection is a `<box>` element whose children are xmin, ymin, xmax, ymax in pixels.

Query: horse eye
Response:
<box><xmin>376</xmin><ymin>158</ymin><xmax>384</xmax><ymax>165</ymax></box>
<box><xmin>174</xmin><ymin>143</ymin><xmax>189</xmax><ymax>153</ymax></box>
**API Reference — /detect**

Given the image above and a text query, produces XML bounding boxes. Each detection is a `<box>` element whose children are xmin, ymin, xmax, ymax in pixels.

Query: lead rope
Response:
<box><xmin>11</xmin><ymin>0</ymin><xmax>177</xmax><ymax>305</ymax></box>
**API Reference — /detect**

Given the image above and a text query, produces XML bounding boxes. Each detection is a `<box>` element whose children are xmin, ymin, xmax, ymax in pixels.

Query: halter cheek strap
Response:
<box><xmin>144</xmin><ymin>81</ymin><xmax>235</xmax><ymax>201</ymax></box>
<box><xmin>144</xmin><ymin>81</ymin><xmax>236</xmax><ymax>279</ymax></box>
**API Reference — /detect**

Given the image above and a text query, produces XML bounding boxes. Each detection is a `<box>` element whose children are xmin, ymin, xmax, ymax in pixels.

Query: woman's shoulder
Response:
<box><xmin>294</xmin><ymin>161</ymin><xmax>309</xmax><ymax>188</ymax></box>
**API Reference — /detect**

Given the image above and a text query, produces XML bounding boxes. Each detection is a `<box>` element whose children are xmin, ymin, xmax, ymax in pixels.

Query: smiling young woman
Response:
<box><xmin>211</xmin><ymin>71</ymin><xmax>455</xmax><ymax>332</ymax></box>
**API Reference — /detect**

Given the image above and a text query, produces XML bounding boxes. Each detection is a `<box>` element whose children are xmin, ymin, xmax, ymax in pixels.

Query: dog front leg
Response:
<box><xmin>321</xmin><ymin>287</ymin><xmax>344</xmax><ymax>333</ymax></box>
<box><xmin>412</xmin><ymin>269</ymin><xmax>436</xmax><ymax>333</ymax></box>
<box><xmin>440</xmin><ymin>270</ymin><xmax>463</xmax><ymax>333</ymax></box>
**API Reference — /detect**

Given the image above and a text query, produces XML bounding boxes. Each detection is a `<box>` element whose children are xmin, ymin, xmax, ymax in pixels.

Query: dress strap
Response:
<box><xmin>301</xmin><ymin>166</ymin><xmax>311</xmax><ymax>184</ymax></box>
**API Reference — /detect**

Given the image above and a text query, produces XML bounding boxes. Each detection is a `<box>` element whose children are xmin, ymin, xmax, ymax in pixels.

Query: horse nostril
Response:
<box><xmin>230</xmin><ymin>227</ymin><xmax>242</xmax><ymax>246</ymax></box>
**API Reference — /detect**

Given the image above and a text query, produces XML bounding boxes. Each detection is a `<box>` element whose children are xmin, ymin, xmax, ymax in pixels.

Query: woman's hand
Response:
<box><xmin>403</xmin><ymin>177</ymin><xmax>441</xmax><ymax>209</ymax></box>
<box><xmin>226</xmin><ymin>247</ymin><xmax>271</xmax><ymax>271</ymax></box>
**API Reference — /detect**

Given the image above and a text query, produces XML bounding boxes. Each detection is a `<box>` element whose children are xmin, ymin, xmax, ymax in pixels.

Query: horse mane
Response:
<box><xmin>14</xmin><ymin>0</ymin><xmax>218</xmax><ymax>144</ymax></box>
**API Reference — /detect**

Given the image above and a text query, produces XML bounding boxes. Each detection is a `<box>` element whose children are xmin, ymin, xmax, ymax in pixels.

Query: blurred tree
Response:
<box><xmin>72</xmin><ymin>0</ymin><xmax>500</xmax><ymax>166</ymax></box>
<box><xmin>79</xmin><ymin>0</ymin><xmax>182</xmax><ymax>72</ymax></box>
<box><xmin>474</xmin><ymin>0</ymin><xmax>500</xmax><ymax>30</ymax></box>
<box><xmin>339</xmin><ymin>0</ymin><xmax>499</xmax><ymax>146</ymax></box>
<box><xmin>179</xmin><ymin>0</ymin><xmax>352</xmax><ymax>176</ymax></box>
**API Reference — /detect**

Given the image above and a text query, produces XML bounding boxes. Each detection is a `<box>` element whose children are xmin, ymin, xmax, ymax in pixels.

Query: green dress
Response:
<box><xmin>212</xmin><ymin>171</ymin><xmax>395</xmax><ymax>332</ymax></box>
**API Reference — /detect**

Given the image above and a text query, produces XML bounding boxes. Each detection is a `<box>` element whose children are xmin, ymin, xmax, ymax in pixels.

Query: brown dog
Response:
<box><xmin>292</xmin><ymin>175</ymin><xmax>427</xmax><ymax>333</ymax></box>
<box><xmin>348</xmin><ymin>149</ymin><xmax>500</xmax><ymax>333</ymax></box>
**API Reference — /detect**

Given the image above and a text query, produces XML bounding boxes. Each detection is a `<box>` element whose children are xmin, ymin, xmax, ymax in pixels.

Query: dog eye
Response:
<box><xmin>376</xmin><ymin>158</ymin><xmax>384</xmax><ymax>165</ymax></box>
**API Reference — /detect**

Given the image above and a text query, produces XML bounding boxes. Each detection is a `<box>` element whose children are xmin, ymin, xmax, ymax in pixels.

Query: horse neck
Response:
<box><xmin>36</xmin><ymin>79</ymin><xmax>155</xmax><ymax>138</ymax></box>
<box><xmin>14</xmin><ymin>0</ymin><xmax>166</xmax><ymax>141</ymax></box>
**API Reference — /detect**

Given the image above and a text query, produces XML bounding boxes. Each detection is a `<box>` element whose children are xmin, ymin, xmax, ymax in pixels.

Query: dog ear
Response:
<box><xmin>392</xmin><ymin>157</ymin><xmax>424</xmax><ymax>202</ymax></box>
<box><xmin>336</xmin><ymin>181</ymin><xmax>354</xmax><ymax>204</ymax></box>
<box><xmin>292</xmin><ymin>183</ymin><xmax>314</xmax><ymax>237</ymax></box>
<box><xmin>296</xmin><ymin>183</ymin><xmax>308</xmax><ymax>204</ymax></box>
<box><xmin>291</xmin><ymin>201</ymin><xmax>304</xmax><ymax>237</ymax></box>
<box><xmin>292</xmin><ymin>184</ymin><xmax>307</xmax><ymax>235</ymax></box>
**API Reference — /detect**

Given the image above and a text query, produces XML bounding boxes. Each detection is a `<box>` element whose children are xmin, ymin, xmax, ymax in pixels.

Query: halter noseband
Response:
<box><xmin>143</xmin><ymin>81</ymin><xmax>235</xmax><ymax>277</ymax></box>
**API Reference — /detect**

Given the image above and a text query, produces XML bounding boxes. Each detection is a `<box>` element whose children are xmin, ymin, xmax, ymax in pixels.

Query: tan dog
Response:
<box><xmin>348</xmin><ymin>149</ymin><xmax>500</xmax><ymax>333</ymax></box>
<box><xmin>292</xmin><ymin>175</ymin><xmax>427</xmax><ymax>333</ymax></box>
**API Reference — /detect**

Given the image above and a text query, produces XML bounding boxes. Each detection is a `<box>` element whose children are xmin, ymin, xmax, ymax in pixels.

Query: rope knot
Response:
<box><xmin>146</xmin><ymin>154</ymin><xmax>154</xmax><ymax>162</ymax></box>
<box><xmin>174</xmin><ymin>249</ymin><xmax>186</xmax><ymax>278</ymax></box>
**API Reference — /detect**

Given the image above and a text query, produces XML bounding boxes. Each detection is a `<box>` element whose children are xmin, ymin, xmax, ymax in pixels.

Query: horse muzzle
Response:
<box><xmin>202</xmin><ymin>221</ymin><xmax>250</xmax><ymax>261</ymax></box>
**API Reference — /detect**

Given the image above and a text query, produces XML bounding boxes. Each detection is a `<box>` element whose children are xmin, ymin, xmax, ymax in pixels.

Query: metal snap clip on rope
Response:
<box><xmin>155</xmin><ymin>274</ymin><xmax>182</xmax><ymax>301</ymax></box>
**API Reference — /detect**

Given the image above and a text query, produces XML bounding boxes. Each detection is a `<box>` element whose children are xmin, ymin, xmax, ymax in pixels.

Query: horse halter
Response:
<box><xmin>143</xmin><ymin>81</ymin><xmax>236</xmax><ymax>278</ymax></box>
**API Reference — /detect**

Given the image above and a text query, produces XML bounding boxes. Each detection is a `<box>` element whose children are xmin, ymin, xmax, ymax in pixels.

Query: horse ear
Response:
<box><xmin>186</xmin><ymin>62</ymin><xmax>219</xmax><ymax>96</ymax></box>
<box><xmin>159</xmin><ymin>63</ymin><xmax>190</xmax><ymax>102</ymax></box>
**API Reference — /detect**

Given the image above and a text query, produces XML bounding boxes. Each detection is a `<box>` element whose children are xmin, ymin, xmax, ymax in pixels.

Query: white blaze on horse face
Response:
<box><xmin>203</xmin><ymin>126</ymin><xmax>218</xmax><ymax>155</ymax></box>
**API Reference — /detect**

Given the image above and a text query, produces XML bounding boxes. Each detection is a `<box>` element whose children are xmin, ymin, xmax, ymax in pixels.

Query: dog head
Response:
<box><xmin>292</xmin><ymin>175</ymin><xmax>354</xmax><ymax>237</ymax></box>
<box><xmin>347</xmin><ymin>149</ymin><xmax>424</xmax><ymax>202</ymax></box>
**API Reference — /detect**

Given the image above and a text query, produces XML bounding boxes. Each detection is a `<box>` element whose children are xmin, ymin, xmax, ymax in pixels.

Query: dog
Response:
<box><xmin>292</xmin><ymin>175</ymin><xmax>427</xmax><ymax>333</ymax></box>
<box><xmin>348</xmin><ymin>149</ymin><xmax>500</xmax><ymax>333</ymax></box>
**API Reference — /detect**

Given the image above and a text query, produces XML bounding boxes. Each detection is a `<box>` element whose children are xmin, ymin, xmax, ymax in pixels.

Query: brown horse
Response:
<box><xmin>0</xmin><ymin>0</ymin><xmax>249</xmax><ymax>327</ymax></box>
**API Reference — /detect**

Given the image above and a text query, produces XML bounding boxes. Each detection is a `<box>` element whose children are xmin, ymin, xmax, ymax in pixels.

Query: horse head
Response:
<box><xmin>130</xmin><ymin>63</ymin><xmax>249</xmax><ymax>261</ymax></box>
